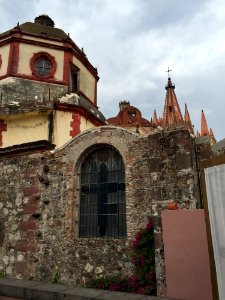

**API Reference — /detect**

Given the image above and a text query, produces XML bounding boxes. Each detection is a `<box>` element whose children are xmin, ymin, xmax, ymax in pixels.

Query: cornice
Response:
<box><xmin>0</xmin><ymin>34</ymin><xmax>99</xmax><ymax>79</ymax></box>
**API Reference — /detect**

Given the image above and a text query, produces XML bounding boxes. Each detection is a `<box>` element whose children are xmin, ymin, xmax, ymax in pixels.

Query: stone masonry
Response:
<box><xmin>0</xmin><ymin>126</ymin><xmax>201</xmax><ymax>295</ymax></box>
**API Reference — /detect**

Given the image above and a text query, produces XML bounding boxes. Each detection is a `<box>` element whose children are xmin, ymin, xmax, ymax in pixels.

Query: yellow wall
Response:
<box><xmin>21</xmin><ymin>35</ymin><xmax>63</xmax><ymax>46</ymax></box>
<box><xmin>53</xmin><ymin>112</ymin><xmax>96</xmax><ymax>148</ymax></box>
<box><xmin>18</xmin><ymin>43</ymin><xmax>64</xmax><ymax>81</ymax></box>
<box><xmin>1</xmin><ymin>110</ymin><xmax>98</xmax><ymax>149</ymax></box>
<box><xmin>0</xmin><ymin>44</ymin><xmax>10</xmax><ymax>76</ymax></box>
<box><xmin>2</xmin><ymin>115</ymin><xmax>49</xmax><ymax>147</ymax></box>
<box><xmin>72</xmin><ymin>56</ymin><xmax>95</xmax><ymax>103</ymax></box>
<box><xmin>80</xmin><ymin>115</ymin><xmax>95</xmax><ymax>132</ymax></box>
<box><xmin>53</xmin><ymin>110</ymin><xmax>72</xmax><ymax>148</ymax></box>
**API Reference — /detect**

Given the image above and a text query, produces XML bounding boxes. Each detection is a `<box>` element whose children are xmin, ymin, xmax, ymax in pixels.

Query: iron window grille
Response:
<box><xmin>30</xmin><ymin>52</ymin><xmax>56</xmax><ymax>79</ymax></box>
<box><xmin>79</xmin><ymin>147</ymin><xmax>126</xmax><ymax>238</ymax></box>
<box><xmin>35</xmin><ymin>58</ymin><xmax>52</xmax><ymax>76</ymax></box>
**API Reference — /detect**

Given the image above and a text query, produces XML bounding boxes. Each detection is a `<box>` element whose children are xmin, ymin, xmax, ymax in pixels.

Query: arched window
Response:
<box><xmin>79</xmin><ymin>147</ymin><xmax>126</xmax><ymax>238</ymax></box>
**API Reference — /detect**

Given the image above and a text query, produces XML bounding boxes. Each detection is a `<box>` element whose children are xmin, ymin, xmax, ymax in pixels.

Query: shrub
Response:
<box><xmin>86</xmin><ymin>218</ymin><xmax>156</xmax><ymax>295</ymax></box>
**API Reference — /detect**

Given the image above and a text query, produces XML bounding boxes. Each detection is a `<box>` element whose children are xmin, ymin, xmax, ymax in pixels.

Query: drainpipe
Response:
<box><xmin>48</xmin><ymin>112</ymin><xmax>54</xmax><ymax>144</ymax></box>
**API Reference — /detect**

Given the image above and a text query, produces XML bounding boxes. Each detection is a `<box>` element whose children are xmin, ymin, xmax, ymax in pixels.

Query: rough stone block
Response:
<box><xmin>57</xmin><ymin>286</ymin><xmax>107</xmax><ymax>300</ymax></box>
<box><xmin>23</xmin><ymin>168</ymin><xmax>37</xmax><ymax>178</ymax></box>
<box><xmin>23</xmin><ymin>187</ymin><xmax>39</xmax><ymax>197</ymax></box>
<box><xmin>14</xmin><ymin>262</ymin><xmax>36</xmax><ymax>277</ymax></box>
<box><xmin>176</xmin><ymin>153</ymin><xmax>192</xmax><ymax>170</ymax></box>
<box><xmin>148</xmin><ymin>134</ymin><xmax>161</xmax><ymax>151</ymax></box>
<box><xmin>148</xmin><ymin>158</ymin><xmax>161</xmax><ymax>172</ymax></box>
<box><xmin>25</xmin><ymin>283</ymin><xmax>69</xmax><ymax>300</ymax></box>
<box><xmin>152</xmin><ymin>216</ymin><xmax>162</xmax><ymax>229</ymax></box>
<box><xmin>151</xmin><ymin>187</ymin><xmax>161</xmax><ymax>201</ymax></box>
<box><xmin>154</xmin><ymin>232</ymin><xmax>163</xmax><ymax>250</ymax></box>
<box><xmin>19</xmin><ymin>221</ymin><xmax>38</xmax><ymax>231</ymax></box>
<box><xmin>23</xmin><ymin>204</ymin><xmax>38</xmax><ymax>214</ymax></box>
<box><xmin>0</xmin><ymin>278</ymin><xmax>39</xmax><ymax>298</ymax></box>
<box><xmin>15</xmin><ymin>240</ymin><xmax>36</xmax><ymax>252</ymax></box>
<box><xmin>97</xmin><ymin>290</ymin><xmax>145</xmax><ymax>299</ymax></box>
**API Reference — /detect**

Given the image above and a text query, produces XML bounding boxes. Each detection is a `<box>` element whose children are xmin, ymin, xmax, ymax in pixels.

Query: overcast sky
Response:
<box><xmin>1</xmin><ymin>0</ymin><xmax>224</xmax><ymax>140</ymax></box>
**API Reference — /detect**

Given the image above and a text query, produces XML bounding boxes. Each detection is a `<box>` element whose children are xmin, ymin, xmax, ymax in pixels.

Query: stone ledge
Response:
<box><xmin>0</xmin><ymin>278</ymin><xmax>178</xmax><ymax>300</ymax></box>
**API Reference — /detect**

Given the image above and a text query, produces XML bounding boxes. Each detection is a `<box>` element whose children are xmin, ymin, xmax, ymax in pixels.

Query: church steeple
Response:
<box><xmin>201</xmin><ymin>110</ymin><xmax>209</xmax><ymax>136</ymax></box>
<box><xmin>184</xmin><ymin>103</ymin><xmax>194</xmax><ymax>134</ymax></box>
<box><xmin>162</xmin><ymin>77</ymin><xmax>183</xmax><ymax>128</ymax></box>
<box><xmin>153</xmin><ymin>110</ymin><xmax>158</xmax><ymax>126</ymax></box>
<box><xmin>199</xmin><ymin>110</ymin><xmax>216</xmax><ymax>145</ymax></box>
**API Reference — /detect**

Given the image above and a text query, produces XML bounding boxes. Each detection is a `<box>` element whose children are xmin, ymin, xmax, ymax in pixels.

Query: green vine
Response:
<box><xmin>52</xmin><ymin>268</ymin><xmax>60</xmax><ymax>284</ymax></box>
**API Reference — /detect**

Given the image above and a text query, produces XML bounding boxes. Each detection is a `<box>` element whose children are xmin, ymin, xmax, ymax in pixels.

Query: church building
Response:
<box><xmin>0</xmin><ymin>14</ymin><xmax>106</xmax><ymax>149</ymax></box>
<box><xmin>0</xmin><ymin>15</ymin><xmax>222</xmax><ymax>296</ymax></box>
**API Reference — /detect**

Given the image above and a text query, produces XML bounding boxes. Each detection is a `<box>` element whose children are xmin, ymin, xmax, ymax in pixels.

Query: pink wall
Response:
<box><xmin>161</xmin><ymin>209</ymin><xmax>213</xmax><ymax>300</ymax></box>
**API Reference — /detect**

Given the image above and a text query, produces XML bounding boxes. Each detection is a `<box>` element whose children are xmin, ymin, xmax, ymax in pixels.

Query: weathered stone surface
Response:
<box><xmin>0</xmin><ymin>127</ymin><xmax>202</xmax><ymax>296</ymax></box>
<box><xmin>175</xmin><ymin>153</ymin><xmax>192</xmax><ymax>170</ymax></box>
<box><xmin>0</xmin><ymin>278</ymin><xmax>176</xmax><ymax>299</ymax></box>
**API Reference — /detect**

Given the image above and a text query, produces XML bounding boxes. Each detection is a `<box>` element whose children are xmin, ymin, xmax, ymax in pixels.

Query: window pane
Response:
<box><xmin>79</xmin><ymin>147</ymin><xmax>126</xmax><ymax>238</ymax></box>
<box><xmin>35</xmin><ymin>58</ymin><xmax>52</xmax><ymax>76</ymax></box>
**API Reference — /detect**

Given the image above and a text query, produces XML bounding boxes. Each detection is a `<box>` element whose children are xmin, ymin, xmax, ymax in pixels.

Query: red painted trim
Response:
<box><xmin>0</xmin><ymin>35</ymin><xmax>99</xmax><ymax>79</ymax></box>
<box><xmin>7</xmin><ymin>41</ymin><xmax>19</xmax><ymax>75</ymax></box>
<box><xmin>0</xmin><ymin>73</ymin><xmax>66</xmax><ymax>85</ymax></box>
<box><xmin>0</xmin><ymin>119</ymin><xmax>7</xmax><ymax>147</ymax></box>
<box><xmin>63</xmin><ymin>46</ymin><xmax>73</xmax><ymax>86</ymax></box>
<box><xmin>30</xmin><ymin>52</ymin><xmax>57</xmax><ymax>79</ymax></box>
<box><xmin>0</xmin><ymin>30</ymin><xmax>62</xmax><ymax>43</ymax></box>
<box><xmin>0</xmin><ymin>55</ymin><xmax>2</xmax><ymax>69</ymax></box>
<box><xmin>55</xmin><ymin>103</ymin><xmax>105</xmax><ymax>126</ymax></box>
<box><xmin>70</xmin><ymin>113</ymin><xmax>80</xmax><ymax>137</ymax></box>
<box><xmin>0</xmin><ymin>73</ymin><xmax>67</xmax><ymax>86</ymax></box>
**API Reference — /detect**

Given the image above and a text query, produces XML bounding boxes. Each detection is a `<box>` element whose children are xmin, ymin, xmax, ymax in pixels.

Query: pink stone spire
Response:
<box><xmin>201</xmin><ymin>110</ymin><xmax>209</xmax><ymax>136</ymax></box>
<box><xmin>162</xmin><ymin>77</ymin><xmax>183</xmax><ymax>128</ymax></box>
<box><xmin>153</xmin><ymin>110</ymin><xmax>158</xmax><ymax>126</ymax></box>
<box><xmin>184</xmin><ymin>103</ymin><xmax>194</xmax><ymax>134</ymax></box>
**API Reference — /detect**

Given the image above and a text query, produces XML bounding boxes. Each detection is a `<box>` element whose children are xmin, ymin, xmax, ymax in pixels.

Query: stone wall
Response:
<box><xmin>0</xmin><ymin>126</ymin><xmax>200</xmax><ymax>294</ymax></box>
<box><xmin>0</xmin><ymin>77</ymin><xmax>67</xmax><ymax>108</ymax></box>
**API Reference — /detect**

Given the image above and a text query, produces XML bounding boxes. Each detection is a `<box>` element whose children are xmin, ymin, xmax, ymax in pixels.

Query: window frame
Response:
<box><xmin>79</xmin><ymin>146</ymin><xmax>126</xmax><ymax>239</ymax></box>
<box><xmin>70</xmin><ymin>63</ymin><xmax>80</xmax><ymax>93</ymax></box>
<box><xmin>30</xmin><ymin>52</ymin><xmax>56</xmax><ymax>79</ymax></box>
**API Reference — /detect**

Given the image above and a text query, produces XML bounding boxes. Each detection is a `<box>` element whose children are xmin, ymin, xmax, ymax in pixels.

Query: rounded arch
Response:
<box><xmin>74</xmin><ymin>143</ymin><xmax>124</xmax><ymax>175</ymax></box>
<box><xmin>78</xmin><ymin>144</ymin><xmax>126</xmax><ymax>238</ymax></box>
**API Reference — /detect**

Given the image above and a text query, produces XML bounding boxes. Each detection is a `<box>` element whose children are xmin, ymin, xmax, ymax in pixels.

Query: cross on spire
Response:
<box><xmin>165</xmin><ymin>67</ymin><xmax>172</xmax><ymax>78</ymax></box>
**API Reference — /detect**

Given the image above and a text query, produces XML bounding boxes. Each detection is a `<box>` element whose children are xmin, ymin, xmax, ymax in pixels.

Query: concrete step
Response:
<box><xmin>0</xmin><ymin>278</ymin><xmax>176</xmax><ymax>300</ymax></box>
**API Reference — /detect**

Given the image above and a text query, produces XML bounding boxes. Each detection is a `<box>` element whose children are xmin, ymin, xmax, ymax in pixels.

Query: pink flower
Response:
<box><xmin>146</xmin><ymin>220</ymin><xmax>153</xmax><ymax>230</ymax></box>
<box><xmin>109</xmin><ymin>283</ymin><xmax>120</xmax><ymax>291</ymax></box>
<box><xmin>136</xmin><ymin>287</ymin><xmax>145</xmax><ymax>294</ymax></box>
<box><xmin>131</xmin><ymin>232</ymin><xmax>142</xmax><ymax>248</ymax></box>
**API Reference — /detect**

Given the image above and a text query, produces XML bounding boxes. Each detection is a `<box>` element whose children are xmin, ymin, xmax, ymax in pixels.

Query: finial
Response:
<box><xmin>165</xmin><ymin>67</ymin><xmax>172</xmax><ymax>79</ymax></box>
<box><xmin>34</xmin><ymin>14</ymin><xmax>55</xmax><ymax>27</ymax></box>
